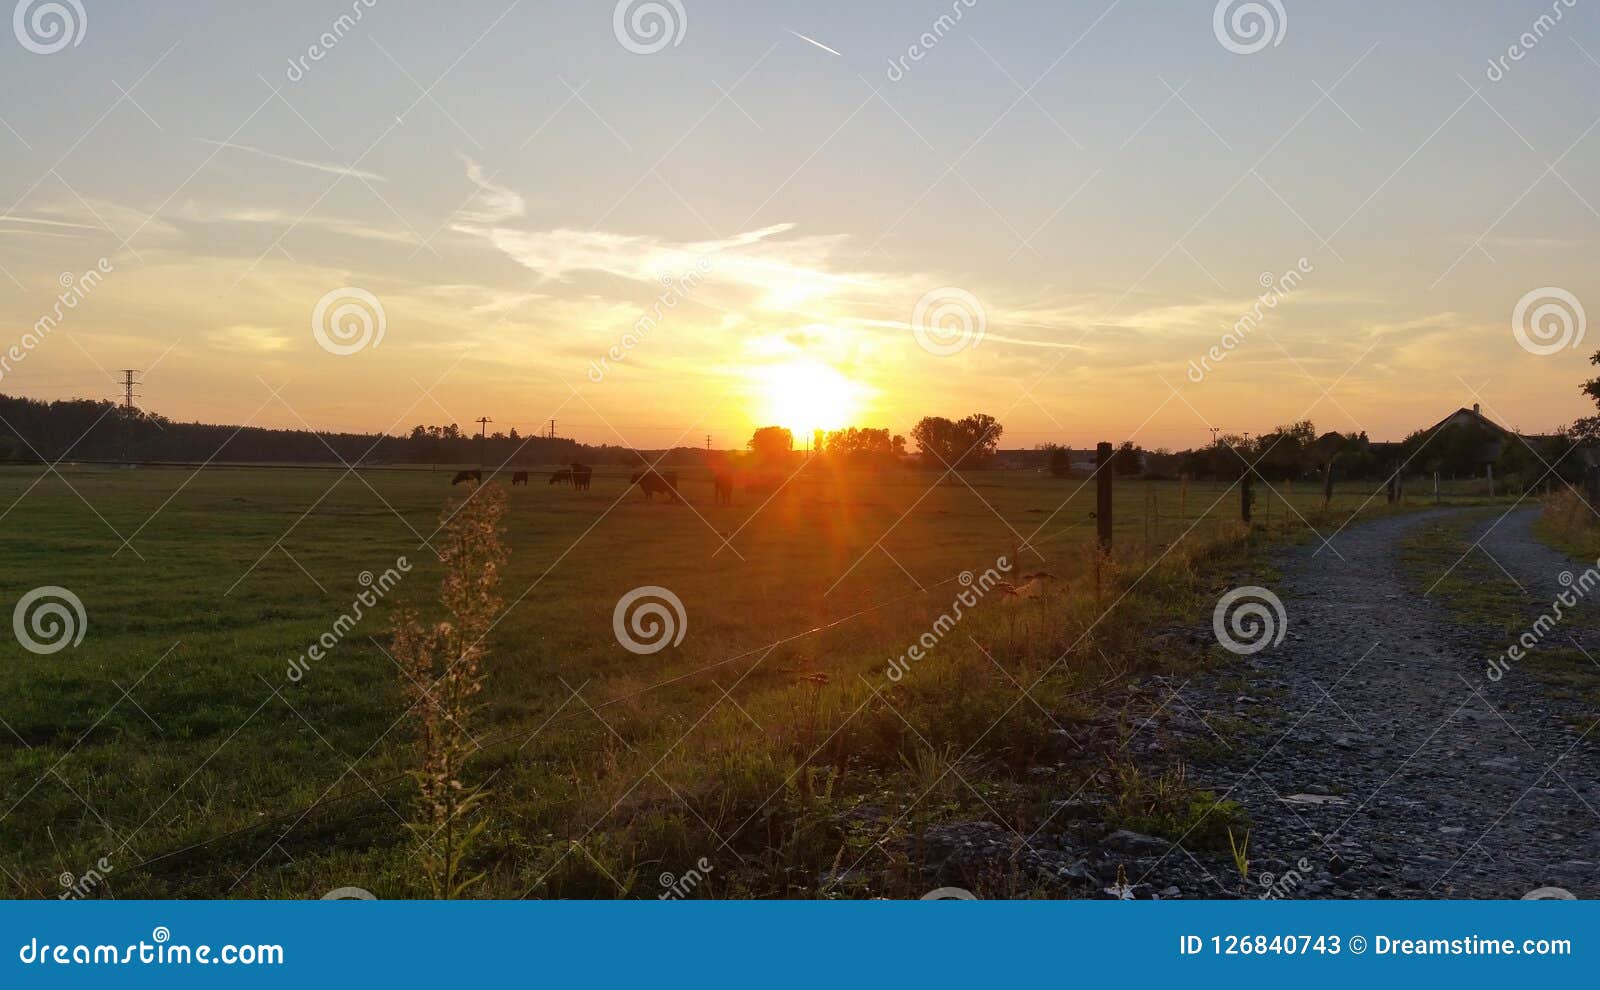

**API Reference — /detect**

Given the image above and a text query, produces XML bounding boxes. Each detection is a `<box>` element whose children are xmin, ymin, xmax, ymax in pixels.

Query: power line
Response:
<box><xmin>475</xmin><ymin>416</ymin><xmax>491</xmax><ymax>468</ymax></box>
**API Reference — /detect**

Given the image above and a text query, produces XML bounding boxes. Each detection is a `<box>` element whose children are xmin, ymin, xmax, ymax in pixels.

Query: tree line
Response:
<box><xmin>740</xmin><ymin>413</ymin><xmax>1003</xmax><ymax>469</ymax></box>
<box><xmin>2</xmin><ymin>391</ymin><xmax>1589</xmax><ymax>492</ymax></box>
<box><xmin>0</xmin><ymin>395</ymin><xmax>592</xmax><ymax>466</ymax></box>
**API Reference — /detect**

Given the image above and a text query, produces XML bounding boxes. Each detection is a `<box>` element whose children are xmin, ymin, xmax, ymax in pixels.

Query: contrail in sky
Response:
<box><xmin>785</xmin><ymin>28</ymin><xmax>843</xmax><ymax>57</ymax></box>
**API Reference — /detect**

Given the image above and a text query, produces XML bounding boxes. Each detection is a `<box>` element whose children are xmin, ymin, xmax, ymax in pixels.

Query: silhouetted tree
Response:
<box><xmin>1113</xmin><ymin>441</ymin><xmax>1143</xmax><ymax>476</ymax></box>
<box><xmin>1046</xmin><ymin>445</ymin><xmax>1071</xmax><ymax>478</ymax></box>
<box><xmin>747</xmin><ymin>426</ymin><xmax>793</xmax><ymax>463</ymax></box>
<box><xmin>910</xmin><ymin>412</ymin><xmax>1004</xmax><ymax>469</ymax></box>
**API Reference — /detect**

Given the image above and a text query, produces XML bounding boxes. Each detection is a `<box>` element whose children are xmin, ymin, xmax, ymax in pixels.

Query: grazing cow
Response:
<box><xmin>512</xmin><ymin>470</ymin><xmax>529</xmax><ymax>486</ymax></box>
<box><xmin>629</xmin><ymin>469</ymin><xmax>679</xmax><ymax>502</ymax></box>
<box><xmin>712</xmin><ymin>470</ymin><xmax>735</xmax><ymax>506</ymax></box>
<box><xmin>451</xmin><ymin>470</ymin><xmax>481</xmax><ymax>485</ymax></box>
<box><xmin>571</xmin><ymin>463</ymin><xmax>592</xmax><ymax>491</ymax></box>
<box><xmin>548</xmin><ymin>468</ymin><xmax>573</xmax><ymax>486</ymax></box>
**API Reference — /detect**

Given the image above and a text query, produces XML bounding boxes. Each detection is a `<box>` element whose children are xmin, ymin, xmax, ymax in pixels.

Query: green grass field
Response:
<box><xmin>0</xmin><ymin>463</ymin><xmax>1506</xmax><ymax>898</ymax></box>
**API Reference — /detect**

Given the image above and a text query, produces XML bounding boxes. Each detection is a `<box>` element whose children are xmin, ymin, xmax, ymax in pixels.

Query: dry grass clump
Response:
<box><xmin>392</xmin><ymin>482</ymin><xmax>508</xmax><ymax>898</ymax></box>
<box><xmin>1536</xmin><ymin>488</ymin><xmax>1600</xmax><ymax>559</ymax></box>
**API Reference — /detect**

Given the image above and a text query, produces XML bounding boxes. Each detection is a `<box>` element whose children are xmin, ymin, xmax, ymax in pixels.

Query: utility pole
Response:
<box><xmin>547</xmin><ymin>418</ymin><xmax>556</xmax><ymax>440</ymax></box>
<box><xmin>475</xmin><ymin>416</ymin><xmax>491</xmax><ymax>469</ymax></box>
<box><xmin>119</xmin><ymin>370</ymin><xmax>141</xmax><ymax>409</ymax></box>
<box><xmin>117</xmin><ymin>370</ymin><xmax>141</xmax><ymax>465</ymax></box>
<box><xmin>705</xmin><ymin>434</ymin><xmax>711</xmax><ymax>451</ymax></box>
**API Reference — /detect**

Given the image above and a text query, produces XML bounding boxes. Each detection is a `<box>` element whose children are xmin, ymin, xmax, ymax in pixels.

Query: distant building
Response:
<box><xmin>1422</xmin><ymin>403</ymin><xmax>1512</xmax><ymax>472</ymax></box>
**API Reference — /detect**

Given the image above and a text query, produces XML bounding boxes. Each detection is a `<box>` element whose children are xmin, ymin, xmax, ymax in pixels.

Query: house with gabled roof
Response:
<box><xmin>1422</xmin><ymin>403</ymin><xmax>1512</xmax><ymax>470</ymax></box>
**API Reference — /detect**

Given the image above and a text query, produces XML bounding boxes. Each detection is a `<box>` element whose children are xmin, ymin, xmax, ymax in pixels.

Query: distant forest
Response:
<box><xmin>0</xmin><ymin>395</ymin><xmax>1013</xmax><ymax>471</ymax></box>
<box><xmin>0</xmin><ymin>394</ymin><xmax>1587</xmax><ymax>491</ymax></box>
<box><xmin>0</xmin><ymin>394</ymin><xmax>591</xmax><ymax>467</ymax></box>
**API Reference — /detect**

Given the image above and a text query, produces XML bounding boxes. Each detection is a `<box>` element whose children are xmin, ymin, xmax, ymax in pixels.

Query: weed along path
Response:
<box><xmin>1132</xmin><ymin>507</ymin><xmax>1600</xmax><ymax>899</ymax></box>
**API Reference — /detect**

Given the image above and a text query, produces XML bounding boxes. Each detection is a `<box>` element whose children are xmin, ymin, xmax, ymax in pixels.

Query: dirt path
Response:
<box><xmin>1140</xmin><ymin>507</ymin><xmax>1600</xmax><ymax>899</ymax></box>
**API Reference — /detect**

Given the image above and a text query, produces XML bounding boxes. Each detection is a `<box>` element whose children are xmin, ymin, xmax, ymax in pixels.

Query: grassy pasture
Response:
<box><xmin>0</xmin><ymin>463</ymin><xmax>1500</xmax><ymax>898</ymax></box>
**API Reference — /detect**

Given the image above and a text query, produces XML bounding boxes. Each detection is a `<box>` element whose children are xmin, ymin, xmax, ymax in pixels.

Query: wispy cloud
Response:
<box><xmin>0</xmin><ymin>215</ymin><xmax>101</xmax><ymax>231</ymax></box>
<box><xmin>176</xmin><ymin>202</ymin><xmax>416</xmax><ymax>246</ymax></box>
<box><xmin>457</xmin><ymin>156</ymin><xmax>525</xmax><ymax>224</ymax></box>
<box><xmin>195</xmin><ymin>139</ymin><xmax>386</xmax><ymax>183</ymax></box>
<box><xmin>206</xmin><ymin>324</ymin><xmax>294</xmax><ymax>354</ymax></box>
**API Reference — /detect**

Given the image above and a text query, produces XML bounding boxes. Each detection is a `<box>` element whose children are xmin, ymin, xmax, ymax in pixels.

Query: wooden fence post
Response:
<box><xmin>1241</xmin><ymin>470</ymin><xmax>1253</xmax><ymax>523</ymax></box>
<box><xmin>1096</xmin><ymin>442</ymin><xmax>1113</xmax><ymax>552</ymax></box>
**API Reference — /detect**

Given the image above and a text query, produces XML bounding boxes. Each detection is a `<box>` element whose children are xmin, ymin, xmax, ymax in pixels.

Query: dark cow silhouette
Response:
<box><xmin>571</xmin><ymin>463</ymin><xmax>592</xmax><ymax>491</ymax></box>
<box><xmin>511</xmin><ymin>470</ymin><xmax>529</xmax><ymax>486</ymax></box>
<box><xmin>451</xmin><ymin>470</ymin><xmax>481</xmax><ymax>485</ymax></box>
<box><xmin>630</xmin><ymin>469</ymin><xmax>679</xmax><ymax>502</ymax></box>
<box><xmin>713</xmin><ymin>470</ymin><xmax>735</xmax><ymax>506</ymax></box>
<box><xmin>549</xmin><ymin>468</ymin><xmax>573</xmax><ymax>486</ymax></box>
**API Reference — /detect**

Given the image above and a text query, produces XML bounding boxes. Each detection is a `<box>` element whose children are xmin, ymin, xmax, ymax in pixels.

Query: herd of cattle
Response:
<box><xmin>537</xmin><ymin>464</ymin><xmax>593</xmax><ymax>490</ymax></box>
<box><xmin>448</xmin><ymin>463</ymin><xmax>741</xmax><ymax>505</ymax></box>
<box><xmin>450</xmin><ymin>464</ymin><xmax>591</xmax><ymax>489</ymax></box>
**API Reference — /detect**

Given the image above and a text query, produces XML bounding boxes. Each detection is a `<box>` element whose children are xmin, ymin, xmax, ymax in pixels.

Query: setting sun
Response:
<box><xmin>754</xmin><ymin>360</ymin><xmax>865</xmax><ymax>443</ymax></box>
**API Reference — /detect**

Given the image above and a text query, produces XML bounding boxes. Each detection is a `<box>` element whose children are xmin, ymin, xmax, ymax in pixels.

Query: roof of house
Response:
<box><xmin>1423</xmin><ymin>403</ymin><xmax>1512</xmax><ymax>438</ymax></box>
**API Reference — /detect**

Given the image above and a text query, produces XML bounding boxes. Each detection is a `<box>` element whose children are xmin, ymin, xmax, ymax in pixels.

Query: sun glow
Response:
<box><xmin>755</xmin><ymin>360</ymin><xmax>864</xmax><ymax>443</ymax></box>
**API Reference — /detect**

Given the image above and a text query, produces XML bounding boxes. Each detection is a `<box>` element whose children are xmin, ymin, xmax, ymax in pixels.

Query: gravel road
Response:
<box><xmin>1138</xmin><ymin>507</ymin><xmax>1600</xmax><ymax>899</ymax></box>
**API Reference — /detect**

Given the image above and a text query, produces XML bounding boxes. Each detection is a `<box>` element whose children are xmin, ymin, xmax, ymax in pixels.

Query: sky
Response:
<box><xmin>1</xmin><ymin>0</ymin><xmax>1598</xmax><ymax>450</ymax></box>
